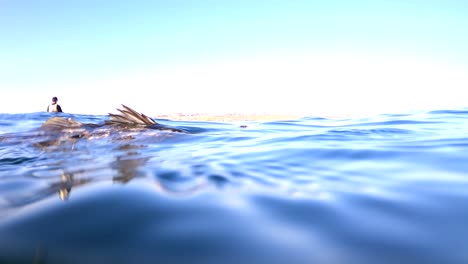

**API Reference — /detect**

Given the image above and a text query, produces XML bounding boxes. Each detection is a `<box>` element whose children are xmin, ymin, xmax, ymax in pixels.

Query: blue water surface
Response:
<box><xmin>0</xmin><ymin>109</ymin><xmax>467</xmax><ymax>264</ymax></box>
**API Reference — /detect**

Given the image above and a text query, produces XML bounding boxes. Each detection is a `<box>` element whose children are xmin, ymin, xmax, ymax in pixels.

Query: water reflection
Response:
<box><xmin>1</xmin><ymin>133</ymin><xmax>219</xmax><ymax>208</ymax></box>
<box><xmin>0</xmin><ymin>132</ymin><xmax>157</xmax><ymax>208</ymax></box>
<box><xmin>4</xmin><ymin>126</ymin><xmax>208</xmax><ymax>206</ymax></box>
<box><xmin>53</xmin><ymin>144</ymin><xmax>152</xmax><ymax>201</ymax></box>
<box><xmin>57</xmin><ymin>173</ymin><xmax>73</xmax><ymax>200</ymax></box>
<box><xmin>110</xmin><ymin>144</ymin><xmax>147</xmax><ymax>183</ymax></box>
<box><xmin>112</xmin><ymin>144</ymin><xmax>214</xmax><ymax>196</ymax></box>
<box><xmin>1</xmin><ymin>169</ymin><xmax>90</xmax><ymax>209</ymax></box>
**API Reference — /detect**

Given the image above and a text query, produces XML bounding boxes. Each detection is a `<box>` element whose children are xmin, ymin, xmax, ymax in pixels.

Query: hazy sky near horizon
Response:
<box><xmin>1</xmin><ymin>0</ymin><xmax>467</xmax><ymax>116</ymax></box>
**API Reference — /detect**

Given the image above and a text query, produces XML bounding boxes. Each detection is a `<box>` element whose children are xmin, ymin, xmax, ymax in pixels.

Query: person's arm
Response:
<box><xmin>57</xmin><ymin>105</ymin><xmax>63</xmax><ymax>112</ymax></box>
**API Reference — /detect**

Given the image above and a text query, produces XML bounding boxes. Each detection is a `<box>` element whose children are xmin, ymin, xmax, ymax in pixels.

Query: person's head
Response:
<box><xmin>52</xmin><ymin>97</ymin><xmax>58</xmax><ymax>103</ymax></box>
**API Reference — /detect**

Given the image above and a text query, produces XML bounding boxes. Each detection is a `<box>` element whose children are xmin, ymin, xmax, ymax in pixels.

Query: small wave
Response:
<box><xmin>0</xmin><ymin>157</ymin><xmax>38</xmax><ymax>167</ymax></box>
<box><xmin>328</xmin><ymin>127</ymin><xmax>413</xmax><ymax>136</ymax></box>
<box><xmin>429</xmin><ymin>109</ymin><xmax>468</xmax><ymax>115</ymax></box>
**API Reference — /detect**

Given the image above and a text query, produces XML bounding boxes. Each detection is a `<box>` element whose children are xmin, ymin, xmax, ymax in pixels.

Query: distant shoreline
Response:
<box><xmin>155</xmin><ymin>113</ymin><xmax>304</xmax><ymax>122</ymax></box>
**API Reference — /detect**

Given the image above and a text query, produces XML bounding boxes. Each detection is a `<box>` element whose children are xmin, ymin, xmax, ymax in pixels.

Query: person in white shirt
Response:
<box><xmin>47</xmin><ymin>97</ymin><xmax>63</xmax><ymax>112</ymax></box>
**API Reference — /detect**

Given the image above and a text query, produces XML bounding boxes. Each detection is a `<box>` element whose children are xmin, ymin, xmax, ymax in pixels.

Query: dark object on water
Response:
<box><xmin>42</xmin><ymin>105</ymin><xmax>186</xmax><ymax>133</ymax></box>
<box><xmin>105</xmin><ymin>105</ymin><xmax>185</xmax><ymax>132</ymax></box>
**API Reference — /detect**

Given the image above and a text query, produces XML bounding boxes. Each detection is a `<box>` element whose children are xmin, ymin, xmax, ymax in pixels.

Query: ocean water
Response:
<box><xmin>0</xmin><ymin>109</ymin><xmax>467</xmax><ymax>264</ymax></box>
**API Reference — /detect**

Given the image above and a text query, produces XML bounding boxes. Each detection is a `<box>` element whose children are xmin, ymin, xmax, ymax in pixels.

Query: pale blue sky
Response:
<box><xmin>1</xmin><ymin>0</ymin><xmax>467</xmax><ymax>116</ymax></box>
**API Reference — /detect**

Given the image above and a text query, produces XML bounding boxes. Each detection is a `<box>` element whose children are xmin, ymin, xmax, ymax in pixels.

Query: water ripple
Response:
<box><xmin>0</xmin><ymin>109</ymin><xmax>467</xmax><ymax>263</ymax></box>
